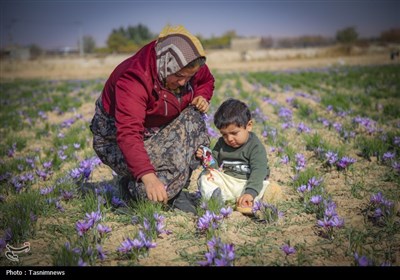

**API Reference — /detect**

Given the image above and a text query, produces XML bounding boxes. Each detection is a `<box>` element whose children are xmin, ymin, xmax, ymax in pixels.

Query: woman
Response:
<box><xmin>90</xmin><ymin>25</ymin><xmax>214</xmax><ymax>211</ymax></box>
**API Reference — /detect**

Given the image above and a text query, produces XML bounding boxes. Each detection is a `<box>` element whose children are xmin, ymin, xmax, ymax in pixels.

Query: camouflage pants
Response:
<box><xmin>90</xmin><ymin>98</ymin><xmax>210</xmax><ymax>201</ymax></box>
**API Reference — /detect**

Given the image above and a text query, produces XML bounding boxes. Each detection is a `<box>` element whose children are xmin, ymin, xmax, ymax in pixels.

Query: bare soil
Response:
<box><xmin>1</xmin><ymin>50</ymin><xmax>399</xmax><ymax>267</ymax></box>
<box><xmin>0</xmin><ymin>51</ymin><xmax>396</xmax><ymax>80</ymax></box>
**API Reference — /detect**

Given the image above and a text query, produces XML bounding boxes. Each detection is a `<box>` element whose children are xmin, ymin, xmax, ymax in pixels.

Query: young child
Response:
<box><xmin>196</xmin><ymin>98</ymin><xmax>270</xmax><ymax>213</ymax></box>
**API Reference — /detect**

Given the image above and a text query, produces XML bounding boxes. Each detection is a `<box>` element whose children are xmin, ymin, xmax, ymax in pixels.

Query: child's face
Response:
<box><xmin>219</xmin><ymin>121</ymin><xmax>253</xmax><ymax>148</ymax></box>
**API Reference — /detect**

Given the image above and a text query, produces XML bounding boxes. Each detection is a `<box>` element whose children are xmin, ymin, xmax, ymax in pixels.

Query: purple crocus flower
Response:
<box><xmin>325</xmin><ymin>151</ymin><xmax>338</xmax><ymax>166</ymax></box>
<box><xmin>297</xmin><ymin>122</ymin><xmax>311</xmax><ymax>133</ymax></box>
<box><xmin>58</xmin><ymin>150</ymin><xmax>67</xmax><ymax>161</ymax></box>
<box><xmin>281</xmin><ymin>244</ymin><xmax>296</xmax><ymax>255</ymax></box>
<box><xmin>373</xmin><ymin>208</ymin><xmax>383</xmax><ymax>218</ymax></box>
<box><xmin>336</xmin><ymin>156</ymin><xmax>356</xmax><ymax>170</ymax></box>
<box><xmin>317</xmin><ymin>217</ymin><xmax>331</xmax><ymax>228</ymax></box>
<box><xmin>329</xmin><ymin>216</ymin><xmax>344</xmax><ymax>228</ymax></box>
<box><xmin>38</xmin><ymin>111</ymin><xmax>47</xmax><ymax>120</ymax></box>
<box><xmin>297</xmin><ymin>184</ymin><xmax>308</xmax><ymax>193</ymax></box>
<box><xmin>281</xmin><ymin>122</ymin><xmax>293</xmax><ymax>130</ymax></box>
<box><xmin>85</xmin><ymin>211</ymin><xmax>102</xmax><ymax>226</ymax></box>
<box><xmin>111</xmin><ymin>196</ymin><xmax>126</xmax><ymax>208</ymax></box>
<box><xmin>42</xmin><ymin>161</ymin><xmax>53</xmax><ymax>169</ymax></box>
<box><xmin>36</xmin><ymin>169</ymin><xmax>50</xmax><ymax>181</ymax></box>
<box><xmin>4</xmin><ymin>228</ymin><xmax>12</xmax><ymax>242</ymax></box>
<box><xmin>40</xmin><ymin>186</ymin><xmax>55</xmax><ymax>195</ymax></box>
<box><xmin>281</xmin><ymin>155</ymin><xmax>289</xmax><ymax>165</ymax></box>
<box><xmin>320</xmin><ymin>118</ymin><xmax>330</xmax><ymax>127</ymax></box>
<box><xmin>220</xmin><ymin>243</ymin><xmax>235</xmax><ymax>262</ymax></box>
<box><xmin>392</xmin><ymin>162</ymin><xmax>400</xmax><ymax>174</ymax></box>
<box><xmin>96</xmin><ymin>245</ymin><xmax>107</xmax><ymax>261</ymax></box>
<box><xmin>55</xmin><ymin>201</ymin><xmax>65</xmax><ymax>212</ymax></box>
<box><xmin>141</xmin><ymin>237</ymin><xmax>156</xmax><ymax>249</ymax></box>
<box><xmin>131</xmin><ymin>238</ymin><xmax>145</xmax><ymax>249</ymax></box>
<box><xmin>382</xmin><ymin>152</ymin><xmax>395</xmax><ymax>162</ymax></box>
<box><xmin>78</xmin><ymin>258</ymin><xmax>87</xmax><ymax>266</ymax></box>
<box><xmin>220</xmin><ymin>207</ymin><xmax>232</xmax><ymax>218</ymax></box>
<box><xmin>76</xmin><ymin>220</ymin><xmax>92</xmax><ymax>236</ymax></box>
<box><xmin>57</xmin><ymin>132</ymin><xmax>65</xmax><ymax>138</ymax></box>
<box><xmin>310</xmin><ymin>195</ymin><xmax>323</xmax><ymax>205</ymax></box>
<box><xmin>262</xmin><ymin>130</ymin><xmax>267</xmax><ymax>138</ymax></box>
<box><xmin>118</xmin><ymin>238</ymin><xmax>134</xmax><ymax>253</ymax></box>
<box><xmin>333</xmin><ymin>122</ymin><xmax>342</xmax><ymax>133</ymax></box>
<box><xmin>197</xmin><ymin>212</ymin><xmax>213</xmax><ymax>232</ymax></box>
<box><xmin>142</xmin><ymin>218</ymin><xmax>151</xmax><ymax>231</ymax></box>
<box><xmin>370</xmin><ymin>192</ymin><xmax>384</xmax><ymax>205</ymax></box>
<box><xmin>60</xmin><ymin>190</ymin><xmax>74</xmax><ymax>201</ymax></box>
<box><xmin>295</xmin><ymin>153</ymin><xmax>306</xmax><ymax>171</ymax></box>
<box><xmin>214</xmin><ymin>258</ymin><xmax>229</xmax><ymax>266</ymax></box>
<box><xmin>394</xmin><ymin>136</ymin><xmax>400</xmax><ymax>146</ymax></box>
<box><xmin>30</xmin><ymin>212</ymin><xmax>37</xmax><ymax>222</ymax></box>
<box><xmin>354</xmin><ymin>252</ymin><xmax>371</xmax><ymax>266</ymax></box>
<box><xmin>278</xmin><ymin>107</ymin><xmax>293</xmax><ymax>121</ymax></box>
<box><xmin>97</xmin><ymin>224</ymin><xmax>111</xmax><ymax>235</ymax></box>
<box><xmin>198</xmin><ymin>252</ymin><xmax>214</xmax><ymax>266</ymax></box>
<box><xmin>7</xmin><ymin>143</ymin><xmax>17</xmax><ymax>157</ymax></box>
<box><xmin>308</xmin><ymin>177</ymin><xmax>322</xmax><ymax>188</ymax></box>
<box><xmin>70</xmin><ymin>168</ymin><xmax>82</xmax><ymax>179</ymax></box>
<box><xmin>252</xmin><ymin>201</ymin><xmax>263</xmax><ymax>212</ymax></box>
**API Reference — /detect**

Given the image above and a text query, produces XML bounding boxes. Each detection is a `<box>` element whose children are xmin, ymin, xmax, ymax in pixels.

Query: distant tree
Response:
<box><xmin>107</xmin><ymin>32</ymin><xmax>129</xmax><ymax>53</ymax></box>
<box><xmin>336</xmin><ymin>27</ymin><xmax>358</xmax><ymax>44</ymax></box>
<box><xmin>380</xmin><ymin>28</ymin><xmax>400</xmax><ymax>43</ymax></box>
<box><xmin>297</xmin><ymin>35</ymin><xmax>333</xmax><ymax>48</ymax></box>
<box><xmin>126</xmin><ymin>24</ymin><xmax>154</xmax><ymax>44</ymax></box>
<box><xmin>83</xmin><ymin>35</ymin><xmax>96</xmax><ymax>54</ymax></box>
<box><xmin>200</xmin><ymin>30</ymin><xmax>237</xmax><ymax>49</ymax></box>
<box><xmin>29</xmin><ymin>44</ymin><xmax>43</xmax><ymax>59</ymax></box>
<box><xmin>106</xmin><ymin>24</ymin><xmax>155</xmax><ymax>53</ymax></box>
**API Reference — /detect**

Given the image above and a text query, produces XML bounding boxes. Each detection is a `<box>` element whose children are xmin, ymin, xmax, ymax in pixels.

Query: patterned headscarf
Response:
<box><xmin>155</xmin><ymin>25</ymin><xmax>206</xmax><ymax>82</ymax></box>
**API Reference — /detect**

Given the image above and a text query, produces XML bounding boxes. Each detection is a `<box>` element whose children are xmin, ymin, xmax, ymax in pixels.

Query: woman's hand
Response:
<box><xmin>191</xmin><ymin>96</ymin><xmax>210</xmax><ymax>113</ymax></box>
<box><xmin>141</xmin><ymin>173</ymin><xmax>168</xmax><ymax>203</ymax></box>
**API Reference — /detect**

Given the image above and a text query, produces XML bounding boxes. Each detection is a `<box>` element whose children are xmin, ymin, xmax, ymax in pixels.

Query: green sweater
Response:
<box><xmin>210</xmin><ymin>132</ymin><xmax>270</xmax><ymax>198</ymax></box>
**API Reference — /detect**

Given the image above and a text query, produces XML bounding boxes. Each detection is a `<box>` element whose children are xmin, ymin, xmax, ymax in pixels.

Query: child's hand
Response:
<box><xmin>195</xmin><ymin>147</ymin><xmax>204</xmax><ymax>159</ymax></box>
<box><xmin>237</xmin><ymin>194</ymin><xmax>254</xmax><ymax>208</ymax></box>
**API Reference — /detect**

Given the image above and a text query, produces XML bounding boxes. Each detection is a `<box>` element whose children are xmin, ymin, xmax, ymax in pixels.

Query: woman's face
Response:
<box><xmin>219</xmin><ymin>121</ymin><xmax>253</xmax><ymax>149</ymax></box>
<box><xmin>165</xmin><ymin>65</ymin><xmax>200</xmax><ymax>92</ymax></box>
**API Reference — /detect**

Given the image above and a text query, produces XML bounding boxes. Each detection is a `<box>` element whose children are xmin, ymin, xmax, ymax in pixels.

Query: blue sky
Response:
<box><xmin>1</xmin><ymin>0</ymin><xmax>399</xmax><ymax>49</ymax></box>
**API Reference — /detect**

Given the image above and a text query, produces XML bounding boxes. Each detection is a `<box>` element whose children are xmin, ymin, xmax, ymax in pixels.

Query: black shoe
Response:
<box><xmin>210</xmin><ymin>188</ymin><xmax>224</xmax><ymax>207</ymax></box>
<box><xmin>118</xmin><ymin>176</ymin><xmax>135</xmax><ymax>200</ymax></box>
<box><xmin>170</xmin><ymin>190</ymin><xmax>198</xmax><ymax>214</ymax></box>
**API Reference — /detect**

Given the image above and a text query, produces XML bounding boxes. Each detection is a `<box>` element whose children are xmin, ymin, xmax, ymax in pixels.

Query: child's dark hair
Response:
<box><xmin>214</xmin><ymin>98</ymin><xmax>251</xmax><ymax>129</ymax></box>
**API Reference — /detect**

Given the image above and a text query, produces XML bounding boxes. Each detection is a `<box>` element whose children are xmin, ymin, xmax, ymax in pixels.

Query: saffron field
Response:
<box><xmin>0</xmin><ymin>64</ymin><xmax>399</xmax><ymax>266</ymax></box>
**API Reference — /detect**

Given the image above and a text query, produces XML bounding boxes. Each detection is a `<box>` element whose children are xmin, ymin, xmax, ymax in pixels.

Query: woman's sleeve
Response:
<box><xmin>192</xmin><ymin>64</ymin><xmax>215</xmax><ymax>102</ymax></box>
<box><xmin>114</xmin><ymin>72</ymin><xmax>155</xmax><ymax>180</ymax></box>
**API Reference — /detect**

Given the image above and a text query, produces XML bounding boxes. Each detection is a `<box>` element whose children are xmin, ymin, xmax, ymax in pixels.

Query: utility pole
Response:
<box><xmin>75</xmin><ymin>21</ymin><xmax>84</xmax><ymax>57</ymax></box>
<box><xmin>5</xmin><ymin>18</ymin><xmax>18</xmax><ymax>47</ymax></box>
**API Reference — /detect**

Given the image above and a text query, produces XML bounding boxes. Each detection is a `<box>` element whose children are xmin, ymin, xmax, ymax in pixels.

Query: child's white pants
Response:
<box><xmin>198</xmin><ymin>169</ymin><xmax>269</xmax><ymax>202</ymax></box>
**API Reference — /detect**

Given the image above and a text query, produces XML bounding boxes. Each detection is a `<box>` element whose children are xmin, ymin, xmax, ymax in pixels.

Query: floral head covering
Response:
<box><xmin>155</xmin><ymin>25</ymin><xmax>206</xmax><ymax>82</ymax></box>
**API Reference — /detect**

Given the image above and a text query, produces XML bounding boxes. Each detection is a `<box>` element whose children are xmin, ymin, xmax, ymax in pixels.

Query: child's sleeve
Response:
<box><xmin>210</xmin><ymin>139</ymin><xmax>222</xmax><ymax>169</ymax></box>
<box><xmin>244</xmin><ymin>141</ymin><xmax>269</xmax><ymax>197</ymax></box>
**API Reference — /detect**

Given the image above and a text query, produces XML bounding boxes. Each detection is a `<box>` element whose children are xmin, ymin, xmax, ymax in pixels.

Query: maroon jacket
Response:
<box><xmin>101</xmin><ymin>41</ymin><xmax>215</xmax><ymax>180</ymax></box>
